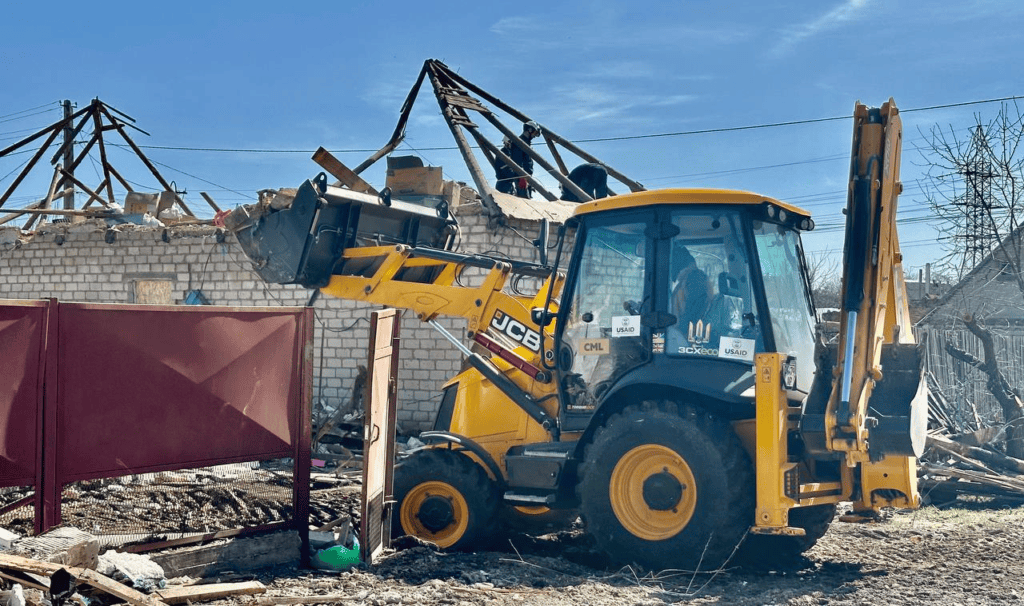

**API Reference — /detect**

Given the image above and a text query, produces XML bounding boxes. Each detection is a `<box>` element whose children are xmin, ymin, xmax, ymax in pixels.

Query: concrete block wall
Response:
<box><xmin>0</xmin><ymin>204</ymin><xmax>552</xmax><ymax>433</ymax></box>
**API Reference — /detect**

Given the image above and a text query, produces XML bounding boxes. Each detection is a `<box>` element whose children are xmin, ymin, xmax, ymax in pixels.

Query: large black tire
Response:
<box><xmin>392</xmin><ymin>448</ymin><xmax>498</xmax><ymax>551</ymax></box>
<box><xmin>500</xmin><ymin>504</ymin><xmax>580</xmax><ymax>536</ymax></box>
<box><xmin>739</xmin><ymin>503</ymin><xmax>837</xmax><ymax>563</ymax></box>
<box><xmin>577</xmin><ymin>401</ymin><xmax>754</xmax><ymax>571</ymax></box>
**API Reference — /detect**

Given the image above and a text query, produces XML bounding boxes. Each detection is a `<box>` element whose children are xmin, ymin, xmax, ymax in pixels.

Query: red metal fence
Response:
<box><xmin>1</xmin><ymin>299</ymin><xmax>311</xmax><ymax>539</ymax></box>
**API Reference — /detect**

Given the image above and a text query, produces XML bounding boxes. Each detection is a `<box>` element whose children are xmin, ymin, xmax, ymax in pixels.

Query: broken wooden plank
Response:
<box><xmin>155</xmin><ymin>581</ymin><xmax>266</xmax><ymax>604</ymax></box>
<box><xmin>312</xmin><ymin>147</ymin><xmax>378</xmax><ymax>196</ymax></box>
<box><xmin>0</xmin><ymin>569</ymin><xmax>49</xmax><ymax>592</ymax></box>
<box><xmin>199</xmin><ymin>192</ymin><xmax>222</xmax><ymax>213</ymax></box>
<box><xmin>0</xmin><ymin>553</ymin><xmax>167</xmax><ymax>606</ymax></box>
<box><xmin>928</xmin><ymin>435</ymin><xmax>1024</xmax><ymax>475</ymax></box>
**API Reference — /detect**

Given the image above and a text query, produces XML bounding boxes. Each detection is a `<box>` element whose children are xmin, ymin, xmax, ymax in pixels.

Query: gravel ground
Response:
<box><xmin>5</xmin><ymin>474</ymin><xmax>1024</xmax><ymax>605</ymax></box>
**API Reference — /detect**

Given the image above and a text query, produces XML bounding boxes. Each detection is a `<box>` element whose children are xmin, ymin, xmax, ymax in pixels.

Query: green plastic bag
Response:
<box><xmin>312</xmin><ymin>538</ymin><xmax>360</xmax><ymax>570</ymax></box>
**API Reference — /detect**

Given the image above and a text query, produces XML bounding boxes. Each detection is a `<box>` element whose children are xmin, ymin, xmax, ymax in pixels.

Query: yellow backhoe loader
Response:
<box><xmin>226</xmin><ymin>60</ymin><xmax>927</xmax><ymax>570</ymax></box>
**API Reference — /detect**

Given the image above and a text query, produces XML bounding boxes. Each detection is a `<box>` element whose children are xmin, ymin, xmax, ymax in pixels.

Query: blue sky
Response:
<box><xmin>2</xmin><ymin>0</ymin><xmax>1023</xmax><ymax>275</ymax></box>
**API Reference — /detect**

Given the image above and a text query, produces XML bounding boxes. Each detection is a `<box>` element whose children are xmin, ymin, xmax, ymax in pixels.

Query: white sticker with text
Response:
<box><xmin>718</xmin><ymin>336</ymin><xmax>756</xmax><ymax>362</ymax></box>
<box><xmin>610</xmin><ymin>315</ymin><xmax>640</xmax><ymax>338</ymax></box>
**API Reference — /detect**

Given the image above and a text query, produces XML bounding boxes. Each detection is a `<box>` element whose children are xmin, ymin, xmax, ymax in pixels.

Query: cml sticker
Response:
<box><xmin>718</xmin><ymin>336</ymin><xmax>756</xmax><ymax>362</ymax></box>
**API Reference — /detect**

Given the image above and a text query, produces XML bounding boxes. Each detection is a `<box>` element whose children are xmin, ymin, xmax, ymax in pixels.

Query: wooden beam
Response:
<box><xmin>2</xmin><ymin>189</ymin><xmax>76</xmax><ymax>228</ymax></box>
<box><xmin>59</xmin><ymin>169</ymin><xmax>111</xmax><ymax>209</ymax></box>
<box><xmin>312</xmin><ymin>147</ymin><xmax>378</xmax><ymax>195</ymax></box>
<box><xmin>0</xmin><ymin>553</ymin><xmax>168</xmax><ymax>606</ymax></box>
<box><xmin>92</xmin><ymin>109</ymin><xmax>116</xmax><ymax>206</ymax></box>
<box><xmin>105</xmin><ymin>162</ymin><xmax>134</xmax><ymax>193</ymax></box>
<box><xmin>0</xmin><ymin>105</ymin><xmax>90</xmax><ymax>158</ymax></box>
<box><xmin>0</xmin><ymin>126</ymin><xmax>63</xmax><ymax>208</ymax></box>
<box><xmin>155</xmin><ymin>581</ymin><xmax>266</xmax><ymax>604</ymax></box>
<box><xmin>98</xmin><ymin>105</ymin><xmax>194</xmax><ymax>217</ymax></box>
<box><xmin>199</xmin><ymin>192</ymin><xmax>222</xmax><ymax>213</ymax></box>
<box><xmin>47</xmin><ymin>110</ymin><xmax>93</xmax><ymax>166</ymax></box>
<box><xmin>0</xmin><ymin>207</ymin><xmax>113</xmax><ymax>217</ymax></box>
<box><xmin>23</xmin><ymin>166</ymin><xmax>63</xmax><ymax>230</ymax></box>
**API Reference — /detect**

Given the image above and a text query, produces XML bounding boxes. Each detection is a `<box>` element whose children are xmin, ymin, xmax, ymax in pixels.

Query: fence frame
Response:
<box><xmin>1</xmin><ymin>299</ymin><xmax>312</xmax><ymax>541</ymax></box>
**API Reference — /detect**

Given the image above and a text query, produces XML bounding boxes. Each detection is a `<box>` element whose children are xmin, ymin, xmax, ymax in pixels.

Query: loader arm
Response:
<box><xmin>226</xmin><ymin>174</ymin><xmax>566</xmax><ymax>437</ymax></box>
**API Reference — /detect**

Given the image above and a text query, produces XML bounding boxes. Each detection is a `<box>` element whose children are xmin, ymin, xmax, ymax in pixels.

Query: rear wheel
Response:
<box><xmin>392</xmin><ymin>448</ymin><xmax>498</xmax><ymax>550</ymax></box>
<box><xmin>577</xmin><ymin>402</ymin><xmax>754</xmax><ymax>571</ymax></box>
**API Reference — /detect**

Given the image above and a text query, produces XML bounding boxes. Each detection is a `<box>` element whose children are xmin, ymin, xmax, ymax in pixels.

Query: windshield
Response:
<box><xmin>560</xmin><ymin>221</ymin><xmax>648</xmax><ymax>400</ymax></box>
<box><xmin>752</xmin><ymin>221</ymin><xmax>816</xmax><ymax>393</ymax></box>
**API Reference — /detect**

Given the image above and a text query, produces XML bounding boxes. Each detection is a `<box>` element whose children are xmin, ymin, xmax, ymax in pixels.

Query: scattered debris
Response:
<box><xmin>921</xmin><ymin>379</ymin><xmax>1024</xmax><ymax>507</ymax></box>
<box><xmin>0</xmin><ymin>553</ymin><xmax>166</xmax><ymax>606</ymax></box>
<box><xmin>154</xmin><ymin>580</ymin><xmax>266</xmax><ymax>604</ymax></box>
<box><xmin>10</xmin><ymin>528</ymin><xmax>99</xmax><ymax>571</ymax></box>
<box><xmin>97</xmin><ymin>551</ymin><xmax>165</xmax><ymax>593</ymax></box>
<box><xmin>0</xmin><ymin>530</ymin><xmax>18</xmax><ymax>552</ymax></box>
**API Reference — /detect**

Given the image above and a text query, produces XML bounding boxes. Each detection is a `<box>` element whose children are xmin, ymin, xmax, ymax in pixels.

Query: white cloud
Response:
<box><xmin>770</xmin><ymin>0</ymin><xmax>872</xmax><ymax>57</ymax></box>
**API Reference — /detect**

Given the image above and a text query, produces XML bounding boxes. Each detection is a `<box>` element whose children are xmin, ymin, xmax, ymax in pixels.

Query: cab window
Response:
<box><xmin>663</xmin><ymin>210</ymin><xmax>759</xmax><ymax>362</ymax></box>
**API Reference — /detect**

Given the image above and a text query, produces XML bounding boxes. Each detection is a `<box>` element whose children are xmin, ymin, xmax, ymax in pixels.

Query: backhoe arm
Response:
<box><xmin>826</xmin><ymin>99</ymin><xmax>926</xmax><ymax>508</ymax></box>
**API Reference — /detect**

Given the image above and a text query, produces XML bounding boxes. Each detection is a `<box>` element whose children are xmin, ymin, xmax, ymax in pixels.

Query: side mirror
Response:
<box><xmin>532</xmin><ymin>218</ymin><xmax>550</xmax><ymax>266</ymax></box>
<box><xmin>531</xmin><ymin>307</ymin><xmax>555</xmax><ymax>327</ymax></box>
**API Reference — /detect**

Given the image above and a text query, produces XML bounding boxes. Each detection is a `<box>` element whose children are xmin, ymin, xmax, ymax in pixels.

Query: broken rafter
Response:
<box><xmin>0</xmin><ymin>126</ymin><xmax>64</xmax><ymax>208</ymax></box>
<box><xmin>92</xmin><ymin>109</ymin><xmax>116</xmax><ymax>206</ymax></box>
<box><xmin>0</xmin><ymin>105</ymin><xmax>90</xmax><ymax>158</ymax></box>
<box><xmin>97</xmin><ymin>104</ymin><xmax>195</xmax><ymax>217</ymax></box>
<box><xmin>349</xmin><ymin>58</ymin><xmax>643</xmax><ymax>206</ymax></box>
<box><xmin>59</xmin><ymin>169</ymin><xmax>111</xmax><ymax>209</ymax></box>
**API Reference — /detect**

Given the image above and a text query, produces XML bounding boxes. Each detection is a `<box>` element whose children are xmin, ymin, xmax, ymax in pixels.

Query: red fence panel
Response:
<box><xmin>54</xmin><ymin>303</ymin><xmax>307</xmax><ymax>481</ymax></box>
<box><xmin>0</xmin><ymin>300</ymin><xmax>50</xmax><ymax>487</ymax></box>
<box><xmin>2</xmin><ymin>301</ymin><xmax>312</xmax><ymax>539</ymax></box>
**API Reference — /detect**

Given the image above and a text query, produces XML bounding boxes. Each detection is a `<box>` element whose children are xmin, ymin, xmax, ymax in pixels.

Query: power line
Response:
<box><xmin>103</xmin><ymin>94</ymin><xmax>1024</xmax><ymax>155</ymax></box>
<box><xmin>0</xmin><ymin>107</ymin><xmax>58</xmax><ymax>125</ymax></box>
<box><xmin>0</xmin><ymin>102</ymin><xmax>57</xmax><ymax>121</ymax></box>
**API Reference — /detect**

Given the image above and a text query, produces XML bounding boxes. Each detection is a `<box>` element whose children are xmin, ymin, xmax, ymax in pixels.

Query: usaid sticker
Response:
<box><xmin>718</xmin><ymin>336</ymin><xmax>756</xmax><ymax>362</ymax></box>
<box><xmin>611</xmin><ymin>315</ymin><xmax>640</xmax><ymax>338</ymax></box>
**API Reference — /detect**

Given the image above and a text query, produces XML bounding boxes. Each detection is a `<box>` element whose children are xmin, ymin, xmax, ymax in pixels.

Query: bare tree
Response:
<box><xmin>806</xmin><ymin>251</ymin><xmax>841</xmax><ymax>310</ymax></box>
<box><xmin>919</xmin><ymin>103</ymin><xmax>1024</xmax><ymax>457</ymax></box>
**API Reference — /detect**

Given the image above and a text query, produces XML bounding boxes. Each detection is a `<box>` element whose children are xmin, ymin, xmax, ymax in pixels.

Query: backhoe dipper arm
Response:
<box><xmin>827</xmin><ymin>99</ymin><xmax>918</xmax><ymax>462</ymax></box>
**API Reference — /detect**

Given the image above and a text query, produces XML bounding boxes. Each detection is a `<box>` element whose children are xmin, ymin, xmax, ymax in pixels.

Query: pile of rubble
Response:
<box><xmin>920</xmin><ymin>373</ymin><xmax>1024</xmax><ymax>507</ymax></box>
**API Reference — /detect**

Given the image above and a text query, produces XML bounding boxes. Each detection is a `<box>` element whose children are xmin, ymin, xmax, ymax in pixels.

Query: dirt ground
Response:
<box><xmin>6</xmin><ymin>476</ymin><xmax>1024</xmax><ymax>605</ymax></box>
<box><xmin>239</xmin><ymin>499</ymin><xmax>1024</xmax><ymax>606</ymax></box>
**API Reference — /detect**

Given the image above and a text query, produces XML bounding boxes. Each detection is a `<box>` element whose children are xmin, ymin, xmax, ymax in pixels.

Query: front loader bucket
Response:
<box><xmin>226</xmin><ymin>173</ymin><xmax>457</xmax><ymax>289</ymax></box>
<box><xmin>866</xmin><ymin>340</ymin><xmax>929</xmax><ymax>459</ymax></box>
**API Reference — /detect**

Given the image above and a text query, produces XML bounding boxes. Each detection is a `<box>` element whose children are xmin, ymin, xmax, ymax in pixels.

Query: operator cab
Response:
<box><xmin>554</xmin><ymin>190</ymin><xmax>817</xmax><ymax>425</ymax></box>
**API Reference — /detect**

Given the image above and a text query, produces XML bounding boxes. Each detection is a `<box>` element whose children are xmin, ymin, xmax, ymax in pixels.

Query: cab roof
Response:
<box><xmin>572</xmin><ymin>188</ymin><xmax>812</xmax><ymax>220</ymax></box>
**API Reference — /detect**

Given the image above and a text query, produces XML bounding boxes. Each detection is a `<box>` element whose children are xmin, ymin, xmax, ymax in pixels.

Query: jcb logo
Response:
<box><xmin>491</xmin><ymin>310</ymin><xmax>541</xmax><ymax>352</ymax></box>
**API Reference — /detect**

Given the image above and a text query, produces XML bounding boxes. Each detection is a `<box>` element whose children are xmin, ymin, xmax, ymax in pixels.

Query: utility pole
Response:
<box><xmin>62</xmin><ymin>100</ymin><xmax>75</xmax><ymax>210</ymax></box>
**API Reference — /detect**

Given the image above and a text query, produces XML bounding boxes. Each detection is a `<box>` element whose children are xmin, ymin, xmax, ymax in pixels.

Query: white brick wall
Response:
<box><xmin>0</xmin><ymin>206</ymin><xmax>552</xmax><ymax>433</ymax></box>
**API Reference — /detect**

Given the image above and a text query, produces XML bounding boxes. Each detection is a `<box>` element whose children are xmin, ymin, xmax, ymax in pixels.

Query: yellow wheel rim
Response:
<box><xmin>400</xmin><ymin>481</ymin><xmax>469</xmax><ymax>548</ymax></box>
<box><xmin>609</xmin><ymin>444</ymin><xmax>697</xmax><ymax>541</ymax></box>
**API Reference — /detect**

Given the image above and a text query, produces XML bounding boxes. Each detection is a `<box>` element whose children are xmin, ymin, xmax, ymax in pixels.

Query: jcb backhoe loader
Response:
<box><xmin>226</xmin><ymin>61</ymin><xmax>927</xmax><ymax>570</ymax></box>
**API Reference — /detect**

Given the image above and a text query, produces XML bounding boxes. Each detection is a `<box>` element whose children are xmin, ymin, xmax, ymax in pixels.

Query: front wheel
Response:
<box><xmin>739</xmin><ymin>503</ymin><xmax>837</xmax><ymax>563</ymax></box>
<box><xmin>577</xmin><ymin>402</ymin><xmax>754</xmax><ymax>571</ymax></box>
<box><xmin>392</xmin><ymin>448</ymin><xmax>498</xmax><ymax>550</ymax></box>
